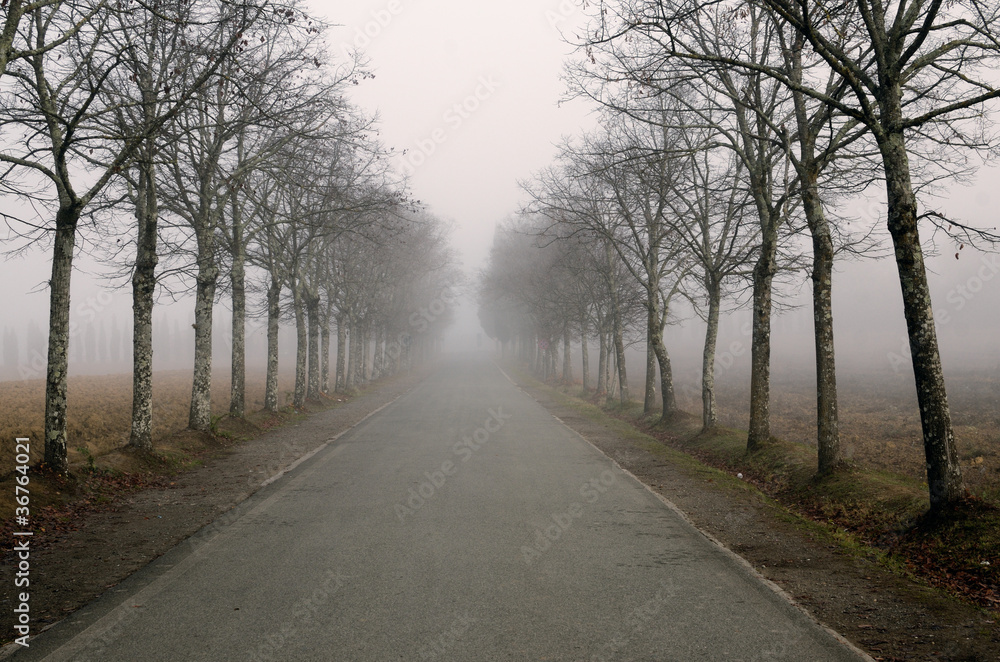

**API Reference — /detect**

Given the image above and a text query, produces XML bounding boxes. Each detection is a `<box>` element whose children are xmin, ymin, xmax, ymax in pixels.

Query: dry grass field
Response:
<box><xmin>668</xmin><ymin>368</ymin><xmax>1000</xmax><ymax>500</ymax></box>
<box><xmin>0</xmin><ymin>369</ymin><xmax>299</xmax><ymax>471</ymax></box>
<box><xmin>610</xmin><ymin>363</ymin><xmax>1000</xmax><ymax>509</ymax></box>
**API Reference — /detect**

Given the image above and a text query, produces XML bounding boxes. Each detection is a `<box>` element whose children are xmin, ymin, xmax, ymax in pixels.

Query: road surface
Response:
<box><xmin>12</xmin><ymin>354</ymin><xmax>869</xmax><ymax>661</ymax></box>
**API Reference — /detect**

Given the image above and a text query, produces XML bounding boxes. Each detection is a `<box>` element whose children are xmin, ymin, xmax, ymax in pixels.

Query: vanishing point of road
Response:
<box><xmin>11</xmin><ymin>354</ymin><xmax>871</xmax><ymax>661</ymax></box>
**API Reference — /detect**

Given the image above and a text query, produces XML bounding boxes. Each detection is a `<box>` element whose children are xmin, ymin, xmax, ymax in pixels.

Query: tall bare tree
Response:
<box><xmin>0</xmin><ymin>0</ymin><xmax>257</xmax><ymax>470</ymax></box>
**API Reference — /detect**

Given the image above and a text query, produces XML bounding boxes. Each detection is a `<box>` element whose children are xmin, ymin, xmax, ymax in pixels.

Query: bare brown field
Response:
<box><xmin>0</xmin><ymin>370</ymin><xmax>299</xmax><ymax>471</ymax></box>
<box><xmin>669</xmin><ymin>368</ymin><xmax>1000</xmax><ymax>499</ymax></box>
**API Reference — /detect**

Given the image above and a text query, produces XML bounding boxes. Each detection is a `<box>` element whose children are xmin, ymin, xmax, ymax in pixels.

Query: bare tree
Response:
<box><xmin>526</xmin><ymin>114</ymin><xmax>689</xmax><ymax>421</ymax></box>
<box><xmin>665</xmin><ymin>122</ymin><xmax>757</xmax><ymax>431</ymax></box>
<box><xmin>0</xmin><ymin>0</ymin><xmax>105</xmax><ymax>79</ymax></box>
<box><xmin>0</xmin><ymin>0</ymin><xmax>258</xmax><ymax>470</ymax></box>
<box><xmin>156</xmin><ymin>0</ymin><xmax>333</xmax><ymax>430</ymax></box>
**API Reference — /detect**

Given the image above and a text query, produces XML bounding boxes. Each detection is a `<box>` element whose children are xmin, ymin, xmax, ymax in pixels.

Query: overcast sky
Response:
<box><xmin>317</xmin><ymin>0</ymin><xmax>593</xmax><ymax>268</ymax></box>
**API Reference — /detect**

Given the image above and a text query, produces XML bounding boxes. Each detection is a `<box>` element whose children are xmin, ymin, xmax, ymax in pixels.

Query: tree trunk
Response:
<box><xmin>335</xmin><ymin>315</ymin><xmax>347</xmax><ymax>392</ymax></box>
<box><xmin>596</xmin><ymin>329</ymin><xmax>607</xmax><ymax>397</ymax></box>
<box><xmin>360</xmin><ymin>327</ymin><xmax>369</xmax><ymax>384</ymax></box>
<box><xmin>644</xmin><ymin>328</ymin><xmax>656</xmax><ymax>414</ymax></box>
<box><xmin>702</xmin><ymin>279</ymin><xmax>721</xmax><ymax>432</ymax></box>
<box><xmin>647</xmin><ymin>285</ymin><xmax>677</xmax><ymax>421</ymax></box>
<box><xmin>0</xmin><ymin>0</ymin><xmax>25</xmax><ymax>78</ymax></box>
<box><xmin>264</xmin><ymin>277</ymin><xmax>280</xmax><ymax>412</ymax></box>
<box><xmin>321</xmin><ymin>313</ymin><xmax>331</xmax><ymax>394</ymax></box>
<box><xmin>229</xmin><ymin>198</ymin><xmax>246</xmax><ymax>418</ymax></box>
<box><xmin>788</xmin><ymin>43</ymin><xmax>842</xmax><ymax>474</ymax></box>
<box><xmin>802</xmin><ymin>176</ymin><xmax>842</xmax><ymax>473</ymax></box>
<box><xmin>612</xmin><ymin>313</ymin><xmax>629</xmax><ymax>404</ymax></box>
<box><xmin>43</xmin><ymin>204</ymin><xmax>81</xmax><ymax>473</ymax></box>
<box><xmin>373</xmin><ymin>327</ymin><xmax>385</xmax><ymax>379</ymax></box>
<box><xmin>129</xmin><ymin>159</ymin><xmax>157</xmax><ymax>450</ymax></box>
<box><xmin>580</xmin><ymin>318</ymin><xmax>590</xmax><ymax>392</ymax></box>
<box><xmin>306</xmin><ymin>291</ymin><xmax>320</xmax><ymax>400</ymax></box>
<box><xmin>649</xmin><ymin>321</ymin><xmax>677</xmax><ymax>421</ymax></box>
<box><xmin>292</xmin><ymin>282</ymin><xmax>307</xmax><ymax>408</ymax></box>
<box><xmin>880</xmin><ymin>128</ymin><xmax>965</xmax><ymax>510</ymax></box>
<box><xmin>562</xmin><ymin>326</ymin><xmax>573</xmax><ymax>385</ymax></box>
<box><xmin>347</xmin><ymin>321</ymin><xmax>360</xmax><ymax>390</ymax></box>
<box><xmin>188</xmin><ymin>233</ymin><xmax>218</xmax><ymax>431</ymax></box>
<box><xmin>747</xmin><ymin>222</ymin><xmax>777</xmax><ymax>451</ymax></box>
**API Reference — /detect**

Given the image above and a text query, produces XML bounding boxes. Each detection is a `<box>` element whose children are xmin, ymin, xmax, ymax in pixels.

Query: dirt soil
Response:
<box><xmin>0</xmin><ymin>370</ymin><xmax>427</xmax><ymax>652</ymax></box>
<box><xmin>516</xmin><ymin>378</ymin><xmax>1000</xmax><ymax>662</ymax></box>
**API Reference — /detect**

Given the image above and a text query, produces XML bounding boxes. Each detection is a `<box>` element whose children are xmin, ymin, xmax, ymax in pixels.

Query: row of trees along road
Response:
<box><xmin>0</xmin><ymin>0</ymin><xmax>460</xmax><ymax>474</ymax></box>
<box><xmin>479</xmin><ymin>0</ymin><xmax>1000</xmax><ymax>514</ymax></box>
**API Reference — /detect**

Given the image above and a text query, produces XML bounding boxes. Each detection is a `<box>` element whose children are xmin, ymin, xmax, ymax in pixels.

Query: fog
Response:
<box><xmin>1</xmin><ymin>0</ymin><xmax>997</xmax><ymax>387</ymax></box>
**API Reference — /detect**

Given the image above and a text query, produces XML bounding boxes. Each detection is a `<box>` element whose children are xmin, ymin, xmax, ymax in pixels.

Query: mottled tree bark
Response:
<box><xmin>347</xmin><ymin>320</ymin><xmax>360</xmax><ymax>390</ymax></box>
<box><xmin>229</xmin><ymin>196</ymin><xmax>246</xmax><ymax>418</ymax></box>
<box><xmin>335</xmin><ymin>315</ymin><xmax>347</xmax><ymax>392</ymax></box>
<box><xmin>646</xmin><ymin>284</ymin><xmax>677</xmax><ymax>421</ymax></box>
<box><xmin>612</xmin><ymin>309</ymin><xmax>629</xmax><ymax>404</ymax></box>
<box><xmin>786</xmin><ymin>42</ymin><xmax>843</xmax><ymax>474</ymax></box>
<box><xmin>649</xmin><ymin>322</ymin><xmax>676</xmax><ymax>421</ymax></box>
<box><xmin>360</xmin><ymin>327</ymin><xmax>369</xmax><ymax>384</ymax></box>
<box><xmin>373</xmin><ymin>326</ymin><xmax>385</xmax><ymax>380</ymax></box>
<box><xmin>129</xmin><ymin>158</ymin><xmax>158</xmax><ymax>450</ymax></box>
<box><xmin>747</xmin><ymin>225</ymin><xmax>777</xmax><ymax>451</ymax></box>
<box><xmin>643</xmin><ymin>325</ymin><xmax>656</xmax><ymax>414</ymax></box>
<box><xmin>43</xmin><ymin>204</ymin><xmax>81</xmax><ymax>473</ymax></box>
<box><xmin>596</xmin><ymin>330</ymin><xmax>607</xmax><ymax>397</ymax></box>
<box><xmin>803</xmin><ymin>178</ymin><xmax>841</xmax><ymax>473</ymax></box>
<box><xmin>264</xmin><ymin>277</ymin><xmax>280</xmax><ymax>412</ymax></box>
<box><xmin>880</xmin><ymin>127</ymin><xmax>965</xmax><ymax>509</ymax></box>
<box><xmin>562</xmin><ymin>327</ymin><xmax>573</xmax><ymax>385</ymax></box>
<box><xmin>701</xmin><ymin>278</ymin><xmax>721</xmax><ymax>432</ymax></box>
<box><xmin>306</xmin><ymin>290</ymin><xmax>321</xmax><ymax>400</ymax></box>
<box><xmin>0</xmin><ymin>0</ymin><xmax>25</xmax><ymax>78</ymax></box>
<box><xmin>321</xmin><ymin>314</ymin><xmax>331</xmax><ymax>394</ymax></box>
<box><xmin>188</xmin><ymin>231</ymin><xmax>218</xmax><ymax>431</ymax></box>
<box><xmin>292</xmin><ymin>282</ymin><xmax>307</xmax><ymax>408</ymax></box>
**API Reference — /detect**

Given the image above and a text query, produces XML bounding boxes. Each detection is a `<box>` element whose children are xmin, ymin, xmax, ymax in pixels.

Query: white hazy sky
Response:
<box><xmin>314</xmin><ymin>0</ymin><xmax>594</xmax><ymax>269</ymax></box>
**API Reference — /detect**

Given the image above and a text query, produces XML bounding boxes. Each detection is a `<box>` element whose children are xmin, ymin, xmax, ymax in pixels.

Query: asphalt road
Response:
<box><xmin>12</xmin><ymin>354</ymin><xmax>870</xmax><ymax>661</ymax></box>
